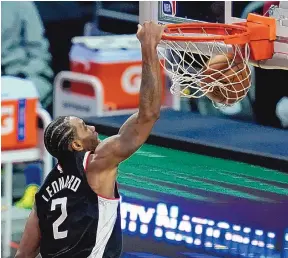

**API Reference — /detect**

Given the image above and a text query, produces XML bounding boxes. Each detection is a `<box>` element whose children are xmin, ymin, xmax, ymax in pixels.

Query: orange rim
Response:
<box><xmin>162</xmin><ymin>23</ymin><xmax>251</xmax><ymax>45</ymax></box>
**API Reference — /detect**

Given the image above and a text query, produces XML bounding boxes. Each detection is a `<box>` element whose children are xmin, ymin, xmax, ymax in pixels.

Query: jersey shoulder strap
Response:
<box><xmin>58</xmin><ymin>151</ymin><xmax>92</xmax><ymax>178</ymax></box>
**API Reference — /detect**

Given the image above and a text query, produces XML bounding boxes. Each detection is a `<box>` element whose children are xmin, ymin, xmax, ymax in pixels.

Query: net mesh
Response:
<box><xmin>158</xmin><ymin>26</ymin><xmax>252</xmax><ymax>106</ymax></box>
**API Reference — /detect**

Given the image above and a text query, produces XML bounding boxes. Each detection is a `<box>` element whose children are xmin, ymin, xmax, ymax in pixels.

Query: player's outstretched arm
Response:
<box><xmin>89</xmin><ymin>22</ymin><xmax>164</xmax><ymax>170</ymax></box>
<box><xmin>15</xmin><ymin>207</ymin><xmax>40</xmax><ymax>258</ymax></box>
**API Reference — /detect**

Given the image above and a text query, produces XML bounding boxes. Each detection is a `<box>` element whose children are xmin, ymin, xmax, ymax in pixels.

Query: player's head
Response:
<box><xmin>44</xmin><ymin>116</ymin><xmax>100</xmax><ymax>159</ymax></box>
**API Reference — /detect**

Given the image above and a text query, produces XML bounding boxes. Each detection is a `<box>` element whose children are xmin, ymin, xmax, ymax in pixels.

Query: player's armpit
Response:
<box><xmin>90</xmin><ymin>111</ymin><xmax>158</xmax><ymax>170</ymax></box>
<box><xmin>15</xmin><ymin>208</ymin><xmax>41</xmax><ymax>258</ymax></box>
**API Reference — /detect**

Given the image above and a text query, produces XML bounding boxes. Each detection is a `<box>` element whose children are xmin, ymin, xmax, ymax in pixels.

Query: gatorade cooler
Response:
<box><xmin>70</xmin><ymin>35</ymin><xmax>165</xmax><ymax>111</ymax></box>
<box><xmin>1</xmin><ymin>76</ymin><xmax>38</xmax><ymax>150</ymax></box>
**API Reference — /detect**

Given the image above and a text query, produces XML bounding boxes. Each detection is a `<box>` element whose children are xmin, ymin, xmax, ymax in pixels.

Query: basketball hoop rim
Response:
<box><xmin>160</xmin><ymin>13</ymin><xmax>277</xmax><ymax>61</ymax></box>
<box><xmin>161</xmin><ymin>22</ymin><xmax>251</xmax><ymax>45</ymax></box>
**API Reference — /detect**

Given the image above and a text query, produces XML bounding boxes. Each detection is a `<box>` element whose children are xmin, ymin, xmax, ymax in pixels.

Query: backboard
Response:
<box><xmin>139</xmin><ymin>1</ymin><xmax>288</xmax><ymax>70</ymax></box>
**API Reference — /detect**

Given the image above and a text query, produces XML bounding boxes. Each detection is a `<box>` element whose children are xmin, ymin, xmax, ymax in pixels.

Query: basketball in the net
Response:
<box><xmin>201</xmin><ymin>54</ymin><xmax>251</xmax><ymax>105</ymax></box>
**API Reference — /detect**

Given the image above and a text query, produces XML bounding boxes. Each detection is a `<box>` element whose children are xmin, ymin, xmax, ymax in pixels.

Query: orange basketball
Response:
<box><xmin>201</xmin><ymin>54</ymin><xmax>251</xmax><ymax>105</ymax></box>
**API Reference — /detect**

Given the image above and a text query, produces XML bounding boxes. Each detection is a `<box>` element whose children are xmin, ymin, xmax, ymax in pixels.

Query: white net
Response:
<box><xmin>157</xmin><ymin>26</ymin><xmax>252</xmax><ymax>106</ymax></box>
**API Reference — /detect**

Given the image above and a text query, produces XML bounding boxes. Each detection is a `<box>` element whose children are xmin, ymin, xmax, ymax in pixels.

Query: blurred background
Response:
<box><xmin>1</xmin><ymin>1</ymin><xmax>288</xmax><ymax>258</ymax></box>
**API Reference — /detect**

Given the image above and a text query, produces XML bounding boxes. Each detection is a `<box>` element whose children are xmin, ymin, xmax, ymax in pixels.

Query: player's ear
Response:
<box><xmin>71</xmin><ymin>139</ymin><xmax>84</xmax><ymax>152</ymax></box>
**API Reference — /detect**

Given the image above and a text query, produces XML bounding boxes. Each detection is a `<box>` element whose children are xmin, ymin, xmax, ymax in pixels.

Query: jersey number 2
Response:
<box><xmin>51</xmin><ymin>197</ymin><xmax>68</xmax><ymax>239</ymax></box>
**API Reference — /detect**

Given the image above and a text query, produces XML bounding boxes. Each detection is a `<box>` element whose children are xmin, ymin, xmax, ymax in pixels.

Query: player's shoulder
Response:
<box><xmin>37</xmin><ymin>151</ymin><xmax>91</xmax><ymax>194</ymax></box>
<box><xmin>60</xmin><ymin>150</ymin><xmax>90</xmax><ymax>166</ymax></box>
<box><xmin>87</xmin><ymin>135</ymin><xmax>120</xmax><ymax>169</ymax></box>
<box><xmin>53</xmin><ymin>151</ymin><xmax>91</xmax><ymax>178</ymax></box>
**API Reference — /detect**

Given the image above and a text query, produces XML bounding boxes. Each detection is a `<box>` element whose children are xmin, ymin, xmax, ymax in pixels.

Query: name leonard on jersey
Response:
<box><xmin>42</xmin><ymin>175</ymin><xmax>82</xmax><ymax>202</ymax></box>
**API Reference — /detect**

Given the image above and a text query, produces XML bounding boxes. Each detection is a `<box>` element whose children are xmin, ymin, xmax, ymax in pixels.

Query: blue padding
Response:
<box><xmin>86</xmin><ymin>109</ymin><xmax>288</xmax><ymax>160</ymax></box>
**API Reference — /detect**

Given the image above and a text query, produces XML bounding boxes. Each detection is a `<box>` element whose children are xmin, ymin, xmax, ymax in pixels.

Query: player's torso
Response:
<box><xmin>35</xmin><ymin>151</ymin><xmax>122</xmax><ymax>258</ymax></box>
<box><xmin>86</xmin><ymin>166</ymin><xmax>118</xmax><ymax>200</ymax></box>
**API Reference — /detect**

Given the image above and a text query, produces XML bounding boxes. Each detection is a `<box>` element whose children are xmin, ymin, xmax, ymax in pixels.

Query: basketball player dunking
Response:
<box><xmin>15</xmin><ymin>22</ymin><xmax>164</xmax><ymax>258</ymax></box>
